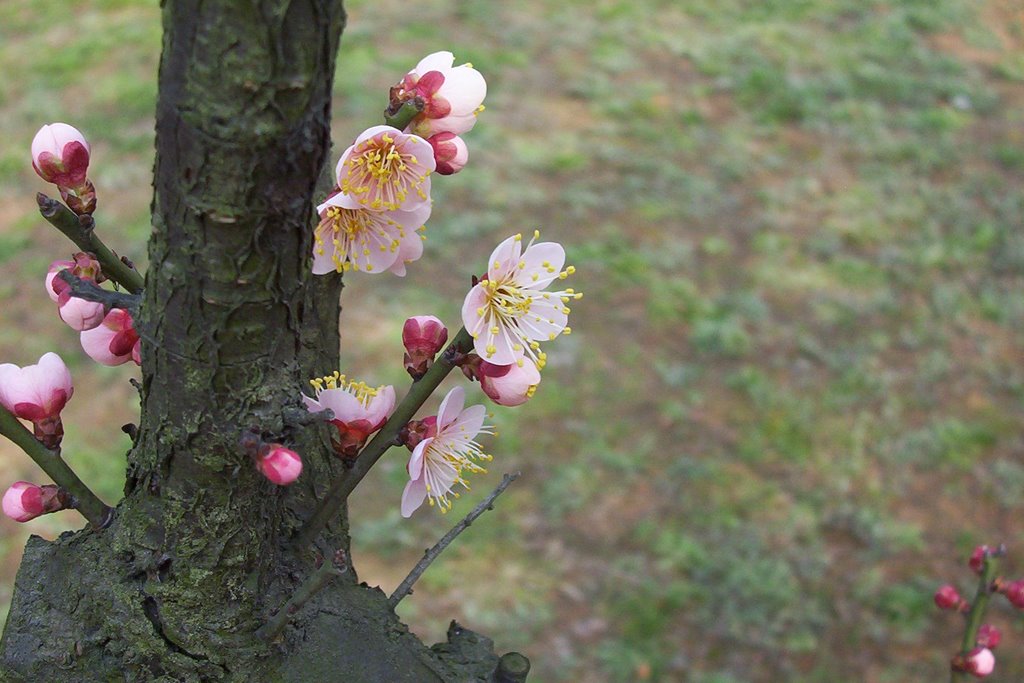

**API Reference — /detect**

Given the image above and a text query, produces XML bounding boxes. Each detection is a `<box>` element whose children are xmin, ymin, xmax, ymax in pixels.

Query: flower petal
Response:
<box><xmin>515</xmin><ymin>241</ymin><xmax>566</xmax><ymax>289</ymax></box>
<box><xmin>401</xmin><ymin>477</ymin><xmax>427</xmax><ymax>518</ymax></box>
<box><xmin>436</xmin><ymin>386</ymin><xmax>465</xmax><ymax>430</ymax></box>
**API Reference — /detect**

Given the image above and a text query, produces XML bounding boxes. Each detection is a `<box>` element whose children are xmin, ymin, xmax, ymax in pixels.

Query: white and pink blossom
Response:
<box><xmin>333</xmin><ymin>126</ymin><xmax>434</xmax><ymax>213</ymax></box>
<box><xmin>966</xmin><ymin>647</ymin><xmax>995</xmax><ymax>677</ymax></box>
<box><xmin>461</xmin><ymin>231</ymin><xmax>580</xmax><ymax>368</ymax></box>
<box><xmin>393</xmin><ymin>52</ymin><xmax>486</xmax><ymax>138</ymax></box>
<box><xmin>303</xmin><ymin>372</ymin><xmax>396</xmax><ymax>458</ymax></box>
<box><xmin>256</xmin><ymin>445</ymin><xmax>303</xmax><ymax>486</ymax></box>
<box><xmin>31</xmin><ymin>123</ymin><xmax>90</xmax><ymax>188</ymax></box>
<box><xmin>427</xmin><ymin>133</ymin><xmax>469</xmax><ymax>175</ymax></box>
<box><xmin>2</xmin><ymin>482</ymin><xmax>46</xmax><ymax>523</ymax></box>
<box><xmin>58</xmin><ymin>291</ymin><xmax>106</xmax><ymax>331</ymax></box>
<box><xmin>81</xmin><ymin>309</ymin><xmax>140</xmax><ymax>366</ymax></box>
<box><xmin>477</xmin><ymin>358</ymin><xmax>541</xmax><ymax>407</ymax></box>
<box><xmin>45</xmin><ymin>260</ymin><xmax>76</xmax><ymax>302</ymax></box>
<box><xmin>312</xmin><ymin>192</ymin><xmax>430</xmax><ymax>275</ymax></box>
<box><xmin>401</xmin><ymin>386</ymin><xmax>492</xmax><ymax>517</ymax></box>
<box><xmin>0</xmin><ymin>352</ymin><xmax>73</xmax><ymax>422</ymax></box>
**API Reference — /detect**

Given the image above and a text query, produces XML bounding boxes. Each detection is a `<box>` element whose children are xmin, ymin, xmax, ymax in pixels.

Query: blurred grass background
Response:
<box><xmin>1</xmin><ymin>0</ymin><xmax>1023</xmax><ymax>680</ymax></box>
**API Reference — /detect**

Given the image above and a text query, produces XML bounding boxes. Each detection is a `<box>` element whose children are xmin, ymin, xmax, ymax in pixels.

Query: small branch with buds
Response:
<box><xmin>0</xmin><ymin>407</ymin><xmax>112</xmax><ymax>529</ymax></box>
<box><xmin>951</xmin><ymin>548</ymin><xmax>1003</xmax><ymax>681</ymax></box>
<box><xmin>388</xmin><ymin>472</ymin><xmax>519</xmax><ymax>609</ymax></box>
<box><xmin>295</xmin><ymin>327</ymin><xmax>474</xmax><ymax>547</ymax></box>
<box><xmin>37</xmin><ymin>193</ymin><xmax>145</xmax><ymax>293</ymax></box>
<box><xmin>256</xmin><ymin>549</ymin><xmax>349</xmax><ymax>641</ymax></box>
<box><xmin>56</xmin><ymin>270</ymin><xmax>141</xmax><ymax>313</ymax></box>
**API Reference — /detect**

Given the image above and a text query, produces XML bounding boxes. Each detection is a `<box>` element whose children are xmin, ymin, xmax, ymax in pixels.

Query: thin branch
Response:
<box><xmin>383</xmin><ymin>99</ymin><xmax>424</xmax><ymax>130</ymax></box>
<box><xmin>0</xmin><ymin>407</ymin><xmax>112</xmax><ymax>529</ymax></box>
<box><xmin>37</xmin><ymin>192</ymin><xmax>145</xmax><ymax>293</ymax></box>
<box><xmin>388</xmin><ymin>472</ymin><xmax>520</xmax><ymax>610</ymax></box>
<box><xmin>951</xmin><ymin>550</ymin><xmax>1001</xmax><ymax>682</ymax></box>
<box><xmin>294</xmin><ymin>327</ymin><xmax>474</xmax><ymax>547</ymax></box>
<box><xmin>256</xmin><ymin>549</ymin><xmax>348</xmax><ymax>641</ymax></box>
<box><xmin>57</xmin><ymin>270</ymin><xmax>141</xmax><ymax>313</ymax></box>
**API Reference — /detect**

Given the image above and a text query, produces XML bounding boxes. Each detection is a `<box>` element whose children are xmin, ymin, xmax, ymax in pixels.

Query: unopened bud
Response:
<box><xmin>970</xmin><ymin>546</ymin><xmax>990</xmax><ymax>574</ymax></box>
<box><xmin>965</xmin><ymin>647</ymin><xmax>995</xmax><ymax>677</ymax></box>
<box><xmin>402</xmin><ymin>315</ymin><xmax>448</xmax><ymax>379</ymax></box>
<box><xmin>1001</xmin><ymin>579</ymin><xmax>1024</xmax><ymax>608</ymax></box>
<box><xmin>400</xmin><ymin>416</ymin><xmax>438</xmax><ymax>451</ymax></box>
<box><xmin>427</xmin><ymin>132</ymin><xmax>469</xmax><ymax>175</ymax></box>
<box><xmin>31</xmin><ymin>123</ymin><xmax>90</xmax><ymax>188</ymax></box>
<box><xmin>477</xmin><ymin>358</ymin><xmax>541</xmax><ymax>407</ymax></box>
<box><xmin>977</xmin><ymin>624</ymin><xmax>1001</xmax><ymax>649</ymax></box>
<box><xmin>58</xmin><ymin>290</ymin><xmax>107</xmax><ymax>331</ymax></box>
<box><xmin>256</xmin><ymin>444</ymin><xmax>303</xmax><ymax>486</ymax></box>
<box><xmin>2</xmin><ymin>482</ymin><xmax>69</xmax><ymax>522</ymax></box>
<box><xmin>934</xmin><ymin>584</ymin><xmax>964</xmax><ymax>610</ymax></box>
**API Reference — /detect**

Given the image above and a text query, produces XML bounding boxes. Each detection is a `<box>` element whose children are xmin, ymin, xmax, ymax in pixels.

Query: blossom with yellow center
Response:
<box><xmin>461</xmin><ymin>231</ymin><xmax>581</xmax><ymax>368</ymax></box>
<box><xmin>303</xmin><ymin>371</ymin><xmax>396</xmax><ymax>458</ymax></box>
<box><xmin>401</xmin><ymin>386</ymin><xmax>492</xmax><ymax>517</ymax></box>
<box><xmin>333</xmin><ymin>125</ymin><xmax>435</xmax><ymax>213</ymax></box>
<box><xmin>312</xmin><ymin>191</ymin><xmax>430</xmax><ymax>276</ymax></box>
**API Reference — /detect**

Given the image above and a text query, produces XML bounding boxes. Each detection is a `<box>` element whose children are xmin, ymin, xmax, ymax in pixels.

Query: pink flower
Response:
<box><xmin>966</xmin><ymin>647</ymin><xmax>995</xmax><ymax>677</ymax></box>
<box><xmin>312</xmin><ymin>191</ymin><xmax>430</xmax><ymax>276</ymax></box>
<box><xmin>477</xmin><ymin>358</ymin><xmax>541</xmax><ymax>407</ymax></box>
<box><xmin>303</xmin><ymin>372</ymin><xmax>396</xmax><ymax>458</ymax></box>
<box><xmin>462</xmin><ymin>231</ymin><xmax>580</xmax><ymax>368</ymax></box>
<box><xmin>256</xmin><ymin>444</ymin><xmax>303</xmax><ymax>485</ymax></box>
<box><xmin>2</xmin><ymin>482</ymin><xmax>46</xmax><ymax>522</ymax></box>
<box><xmin>393</xmin><ymin>52</ymin><xmax>487</xmax><ymax>137</ymax></box>
<box><xmin>1002</xmin><ymin>579</ymin><xmax>1024</xmax><ymax>608</ymax></box>
<box><xmin>333</xmin><ymin>126</ymin><xmax>434</xmax><ymax>213</ymax></box>
<box><xmin>427</xmin><ymin>133</ymin><xmax>469</xmax><ymax>176</ymax></box>
<box><xmin>81</xmin><ymin>309</ymin><xmax>140</xmax><ymax>366</ymax></box>
<box><xmin>58</xmin><ymin>291</ymin><xmax>106</xmax><ymax>331</ymax></box>
<box><xmin>977</xmin><ymin>624</ymin><xmax>1001</xmax><ymax>649</ymax></box>
<box><xmin>403</xmin><ymin>315</ymin><xmax>448</xmax><ymax>378</ymax></box>
<box><xmin>31</xmin><ymin>123</ymin><xmax>90</xmax><ymax>187</ymax></box>
<box><xmin>934</xmin><ymin>584</ymin><xmax>963</xmax><ymax>611</ymax></box>
<box><xmin>401</xmin><ymin>386</ymin><xmax>492</xmax><ymax>517</ymax></box>
<box><xmin>969</xmin><ymin>545</ymin><xmax>990</xmax><ymax>574</ymax></box>
<box><xmin>0</xmin><ymin>353</ymin><xmax>73</xmax><ymax>422</ymax></box>
<box><xmin>45</xmin><ymin>260</ymin><xmax>76</xmax><ymax>302</ymax></box>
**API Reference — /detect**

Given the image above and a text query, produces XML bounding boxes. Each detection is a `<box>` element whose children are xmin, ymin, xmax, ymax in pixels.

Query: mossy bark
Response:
<box><xmin>0</xmin><ymin>2</ymin><xmax>506</xmax><ymax>680</ymax></box>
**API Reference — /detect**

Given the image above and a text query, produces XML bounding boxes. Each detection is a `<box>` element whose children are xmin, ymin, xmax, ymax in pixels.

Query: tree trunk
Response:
<box><xmin>0</xmin><ymin>2</ymin><xmax>504</xmax><ymax>680</ymax></box>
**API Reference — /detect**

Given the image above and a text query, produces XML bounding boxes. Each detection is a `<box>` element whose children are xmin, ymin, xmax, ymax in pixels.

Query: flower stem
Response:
<box><xmin>37</xmin><ymin>192</ymin><xmax>145</xmax><ymax>293</ymax></box>
<box><xmin>951</xmin><ymin>552</ymin><xmax>1000</xmax><ymax>682</ymax></box>
<box><xmin>383</xmin><ymin>99</ymin><xmax>424</xmax><ymax>131</ymax></box>
<box><xmin>295</xmin><ymin>327</ymin><xmax>473</xmax><ymax>547</ymax></box>
<box><xmin>256</xmin><ymin>549</ymin><xmax>348</xmax><ymax>641</ymax></box>
<box><xmin>388</xmin><ymin>472</ymin><xmax>519</xmax><ymax>609</ymax></box>
<box><xmin>0</xmin><ymin>407</ymin><xmax>112</xmax><ymax>529</ymax></box>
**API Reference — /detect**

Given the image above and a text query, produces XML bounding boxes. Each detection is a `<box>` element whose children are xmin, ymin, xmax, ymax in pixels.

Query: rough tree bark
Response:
<box><xmin>0</xmin><ymin>2</ymin><xmax>512</xmax><ymax>680</ymax></box>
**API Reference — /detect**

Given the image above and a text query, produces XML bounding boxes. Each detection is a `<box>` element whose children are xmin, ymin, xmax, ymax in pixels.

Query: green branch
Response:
<box><xmin>0</xmin><ymin>407</ymin><xmax>112</xmax><ymax>529</ymax></box>
<box><xmin>295</xmin><ymin>327</ymin><xmax>473</xmax><ymax>547</ymax></box>
<box><xmin>383</xmin><ymin>99</ymin><xmax>424</xmax><ymax>131</ymax></box>
<box><xmin>37</xmin><ymin>192</ymin><xmax>145</xmax><ymax>293</ymax></box>
<box><xmin>951</xmin><ymin>552</ymin><xmax>1000</xmax><ymax>682</ymax></box>
<box><xmin>388</xmin><ymin>472</ymin><xmax>519</xmax><ymax>609</ymax></box>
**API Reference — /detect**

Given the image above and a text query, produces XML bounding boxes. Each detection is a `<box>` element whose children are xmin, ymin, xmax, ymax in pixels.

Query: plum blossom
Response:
<box><xmin>31</xmin><ymin>123</ymin><xmax>90</xmax><ymax>187</ymax></box>
<box><xmin>81</xmin><ymin>309</ymin><xmax>140</xmax><ymax>366</ymax></box>
<box><xmin>965</xmin><ymin>647</ymin><xmax>995</xmax><ymax>677</ymax></box>
<box><xmin>333</xmin><ymin>126</ymin><xmax>434</xmax><ymax>213</ymax></box>
<box><xmin>303</xmin><ymin>372</ymin><xmax>396</xmax><ymax>458</ymax></box>
<box><xmin>46</xmin><ymin>256</ymin><xmax>107</xmax><ymax>331</ymax></box>
<box><xmin>427</xmin><ymin>133</ymin><xmax>468</xmax><ymax>176</ymax></box>
<box><xmin>391</xmin><ymin>52</ymin><xmax>487</xmax><ymax>138</ymax></box>
<box><xmin>256</xmin><ymin>445</ymin><xmax>303</xmax><ymax>485</ymax></box>
<box><xmin>477</xmin><ymin>358</ymin><xmax>541</xmax><ymax>407</ymax></box>
<box><xmin>401</xmin><ymin>386</ymin><xmax>492</xmax><ymax>517</ymax></box>
<box><xmin>0</xmin><ymin>352</ymin><xmax>74</xmax><ymax>448</ymax></box>
<box><xmin>402</xmin><ymin>315</ymin><xmax>448</xmax><ymax>378</ymax></box>
<box><xmin>461</xmin><ymin>231</ymin><xmax>581</xmax><ymax>368</ymax></box>
<box><xmin>312</xmin><ymin>191</ymin><xmax>430</xmax><ymax>275</ymax></box>
<box><xmin>2</xmin><ymin>482</ymin><xmax>68</xmax><ymax>522</ymax></box>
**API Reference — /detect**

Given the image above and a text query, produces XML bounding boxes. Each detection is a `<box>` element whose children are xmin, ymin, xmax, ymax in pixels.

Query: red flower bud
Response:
<box><xmin>1001</xmin><ymin>579</ymin><xmax>1024</xmax><ymax>609</ymax></box>
<box><xmin>934</xmin><ymin>584</ymin><xmax>963</xmax><ymax>610</ymax></box>
<box><xmin>970</xmin><ymin>546</ymin><xmax>990</xmax><ymax>574</ymax></box>
<box><xmin>977</xmin><ymin>624</ymin><xmax>1001</xmax><ymax>649</ymax></box>
<box><xmin>256</xmin><ymin>444</ymin><xmax>303</xmax><ymax>486</ymax></box>
<box><xmin>402</xmin><ymin>315</ymin><xmax>448</xmax><ymax>379</ymax></box>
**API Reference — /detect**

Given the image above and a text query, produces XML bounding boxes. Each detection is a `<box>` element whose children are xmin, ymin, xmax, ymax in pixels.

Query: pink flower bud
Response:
<box><xmin>45</xmin><ymin>260</ymin><xmax>76</xmax><ymax>302</ymax></box>
<box><xmin>400</xmin><ymin>416</ymin><xmax>438</xmax><ymax>451</ymax></box>
<box><xmin>478</xmin><ymin>358</ymin><xmax>541</xmax><ymax>407</ymax></box>
<box><xmin>391</xmin><ymin>52</ymin><xmax>487</xmax><ymax>138</ymax></box>
<box><xmin>0</xmin><ymin>352</ymin><xmax>73</xmax><ymax>422</ymax></box>
<box><xmin>427</xmin><ymin>132</ymin><xmax>469</xmax><ymax>175</ymax></box>
<box><xmin>970</xmin><ymin>546</ymin><xmax>990</xmax><ymax>574</ymax></box>
<box><xmin>977</xmin><ymin>624</ymin><xmax>1001</xmax><ymax>649</ymax></box>
<box><xmin>81</xmin><ymin>309</ymin><xmax>140</xmax><ymax>366</ymax></box>
<box><xmin>403</xmin><ymin>315</ymin><xmax>448</xmax><ymax>378</ymax></box>
<box><xmin>256</xmin><ymin>444</ymin><xmax>303</xmax><ymax>485</ymax></box>
<box><xmin>1002</xmin><ymin>579</ymin><xmax>1024</xmax><ymax>608</ymax></box>
<box><xmin>58</xmin><ymin>290</ymin><xmax>107</xmax><ymax>331</ymax></box>
<box><xmin>966</xmin><ymin>647</ymin><xmax>995</xmax><ymax>677</ymax></box>
<box><xmin>934</xmin><ymin>584</ymin><xmax>963</xmax><ymax>610</ymax></box>
<box><xmin>31</xmin><ymin>123</ymin><xmax>90</xmax><ymax>188</ymax></box>
<box><xmin>2</xmin><ymin>482</ymin><xmax>46</xmax><ymax>522</ymax></box>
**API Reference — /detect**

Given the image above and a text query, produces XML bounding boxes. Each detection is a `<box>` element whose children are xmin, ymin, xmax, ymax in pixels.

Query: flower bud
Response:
<box><xmin>45</xmin><ymin>260</ymin><xmax>76</xmax><ymax>302</ymax></box>
<box><xmin>1001</xmin><ymin>579</ymin><xmax>1024</xmax><ymax>608</ymax></box>
<box><xmin>966</xmin><ymin>647</ymin><xmax>995</xmax><ymax>677</ymax></box>
<box><xmin>427</xmin><ymin>132</ymin><xmax>469</xmax><ymax>175</ymax></box>
<box><xmin>400</xmin><ymin>416</ymin><xmax>437</xmax><ymax>451</ymax></box>
<box><xmin>402</xmin><ymin>315</ymin><xmax>448</xmax><ymax>379</ymax></box>
<box><xmin>970</xmin><ymin>546</ymin><xmax>990</xmax><ymax>574</ymax></box>
<box><xmin>81</xmin><ymin>309</ymin><xmax>140</xmax><ymax>366</ymax></box>
<box><xmin>2</xmin><ymin>482</ymin><xmax>69</xmax><ymax>522</ymax></box>
<box><xmin>977</xmin><ymin>624</ymin><xmax>1001</xmax><ymax>649</ymax></box>
<box><xmin>0</xmin><ymin>352</ymin><xmax>73</xmax><ymax>449</ymax></box>
<box><xmin>256</xmin><ymin>444</ymin><xmax>303</xmax><ymax>485</ymax></box>
<box><xmin>934</xmin><ymin>584</ymin><xmax>963</xmax><ymax>610</ymax></box>
<box><xmin>31</xmin><ymin>123</ymin><xmax>90</xmax><ymax>188</ymax></box>
<box><xmin>478</xmin><ymin>358</ymin><xmax>541</xmax><ymax>407</ymax></box>
<box><xmin>58</xmin><ymin>290</ymin><xmax>107</xmax><ymax>331</ymax></box>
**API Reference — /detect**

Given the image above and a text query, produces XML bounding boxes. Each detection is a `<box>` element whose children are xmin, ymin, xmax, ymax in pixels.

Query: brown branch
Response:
<box><xmin>255</xmin><ymin>549</ymin><xmax>349</xmax><ymax>641</ymax></box>
<box><xmin>387</xmin><ymin>472</ymin><xmax>520</xmax><ymax>610</ymax></box>
<box><xmin>37</xmin><ymin>192</ymin><xmax>145</xmax><ymax>293</ymax></box>
<box><xmin>57</xmin><ymin>270</ymin><xmax>141</xmax><ymax>313</ymax></box>
<box><xmin>0</xmin><ymin>407</ymin><xmax>112</xmax><ymax>529</ymax></box>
